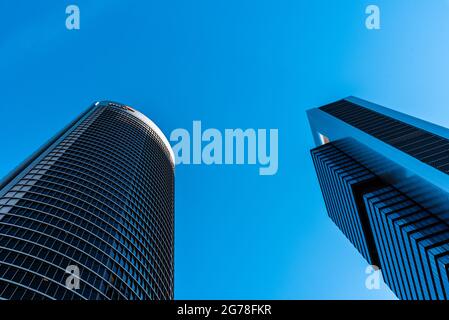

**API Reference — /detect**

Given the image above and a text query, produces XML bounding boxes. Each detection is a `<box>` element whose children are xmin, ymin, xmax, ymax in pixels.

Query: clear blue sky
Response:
<box><xmin>1</xmin><ymin>0</ymin><xmax>449</xmax><ymax>299</ymax></box>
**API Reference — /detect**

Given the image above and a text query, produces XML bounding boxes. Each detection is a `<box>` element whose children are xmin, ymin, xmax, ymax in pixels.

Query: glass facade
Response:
<box><xmin>363</xmin><ymin>185</ymin><xmax>449</xmax><ymax>300</ymax></box>
<box><xmin>311</xmin><ymin>140</ymin><xmax>382</xmax><ymax>266</ymax></box>
<box><xmin>308</xmin><ymin>97</ymin><xmax>449</xmax><ymax>300</ymax></box>
<box><xmin>0</xmin><ymin>101</ymin><xmax>174</xmax><ymax>300</ymax></box>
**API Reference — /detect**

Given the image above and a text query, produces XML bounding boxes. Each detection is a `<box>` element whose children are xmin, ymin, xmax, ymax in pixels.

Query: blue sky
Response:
<box><xmin>1</xmin><ymin>1</ymin><xmax>449</xmax><ymax>299</ymax></box>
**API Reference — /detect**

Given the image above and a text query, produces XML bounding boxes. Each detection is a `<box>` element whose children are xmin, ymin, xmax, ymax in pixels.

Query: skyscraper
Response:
<box><xmin>0</xmin><ymin>101</ymin><xmax>174</xmax><ymax>300</ymax></box>
<box><xmin>308</xmin><ymin>97</ymin><xmax>449</xmax><ymax>300</ymax></box>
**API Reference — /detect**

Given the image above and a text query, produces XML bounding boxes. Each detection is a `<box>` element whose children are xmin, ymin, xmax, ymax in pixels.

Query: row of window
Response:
<box><xmin>0</xmin><ymin>105</ymin><xmax>173</xmax><ymax>299</ymax></box>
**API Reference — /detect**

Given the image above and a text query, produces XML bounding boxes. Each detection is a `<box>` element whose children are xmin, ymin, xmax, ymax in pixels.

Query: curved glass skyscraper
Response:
<box><xmin>0</xmin><ymin>101</ymin><xmax>175</xmax><ymax>300</ymax></box>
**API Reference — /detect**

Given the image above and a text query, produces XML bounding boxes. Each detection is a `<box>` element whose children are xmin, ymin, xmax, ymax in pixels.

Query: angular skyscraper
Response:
<box><xmin>0</xmin><ymin>101</ymin><xmax>174</xmax><ymax>300</ymax></box>
<box><xmin>308</xmin><ymin>97</ymin><xmax>449</xmax><ymax>300</ymax></box>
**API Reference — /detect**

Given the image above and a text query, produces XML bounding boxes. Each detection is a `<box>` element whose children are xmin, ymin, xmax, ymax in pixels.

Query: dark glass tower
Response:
<box><xmin>308</xmin><ymin>97</ymin><xmax>449</xmax><ymax>300</ymax></box>
<box><xmin>0</xmin><ymin>101</ymin><xmax>174</xmax><ymax>300</ymax></box>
